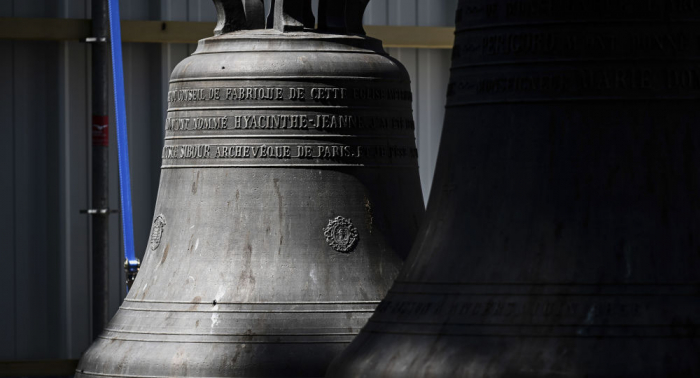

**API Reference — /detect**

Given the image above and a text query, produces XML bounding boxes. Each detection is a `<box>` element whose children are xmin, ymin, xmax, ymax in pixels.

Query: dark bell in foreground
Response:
<box><xmin>327</xmin><ymin>0</ymin><xmax>700</xmax><ymax>376</ymax></box>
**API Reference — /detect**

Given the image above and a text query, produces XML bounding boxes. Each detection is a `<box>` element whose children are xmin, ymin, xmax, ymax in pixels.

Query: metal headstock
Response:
<box><xmin>212</xmin><ymin>0</ymin><xmax>265</xmax><ymax>35</ymax></box>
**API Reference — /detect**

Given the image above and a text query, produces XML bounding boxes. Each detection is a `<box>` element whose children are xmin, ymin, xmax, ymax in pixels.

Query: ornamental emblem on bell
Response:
<box><xmin>324</xmin><ymin>216</ymin><xmax>359</xmax><ymax>253</ymax></box>
<box><xmin>149</xmin><ymin>215</ymin><xmax>166</xmax><ymax>250</ymax></box>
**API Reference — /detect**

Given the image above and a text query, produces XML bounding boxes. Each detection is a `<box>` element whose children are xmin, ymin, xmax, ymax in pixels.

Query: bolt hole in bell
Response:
<box><xmin>327</xmin><ymin>0</ymin><xmax>700</xmax><ymax>376</ymax></box>
<box><xmin>75</xmin><ymin>0</ymin><xmax>423</xmax><ymax>377</ymax></box>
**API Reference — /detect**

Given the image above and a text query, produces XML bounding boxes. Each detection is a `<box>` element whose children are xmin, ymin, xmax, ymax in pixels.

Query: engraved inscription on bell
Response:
<box><xmin>324</xmin><ymin>216</ymin><xmax>359</xmax><ymax>253</ymax></box>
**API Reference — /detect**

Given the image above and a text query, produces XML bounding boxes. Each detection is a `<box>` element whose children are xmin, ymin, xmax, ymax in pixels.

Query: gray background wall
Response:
<box><xmin>0</xmin><ymin>0</ymin><xmax>456</xmax><ymax>359</ymax></box>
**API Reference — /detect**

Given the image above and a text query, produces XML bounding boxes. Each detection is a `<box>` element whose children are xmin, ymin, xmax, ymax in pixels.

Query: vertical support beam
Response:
<box><xmin>90</xmin><ymin>0</ymin><xmax>110</xmax><ymax>340</ymax></box>
<box><xmin>58</xmin><ymin>38</ymin><xmax>91</xmax><ymax>358</ymax></box>
<box><xmin>0</xmin><ymin>3</ymin><xmax>15</xmax><ymax>359</ymax></box>
<box><xmin>0</xmin><ymin>38</ymin><xmax>16</xmax><ymax>359</ymax></box>
<box><xmin>58</xmin><ymin>0</ymin><xmax>92</xmax><ymax>359</ymax></box>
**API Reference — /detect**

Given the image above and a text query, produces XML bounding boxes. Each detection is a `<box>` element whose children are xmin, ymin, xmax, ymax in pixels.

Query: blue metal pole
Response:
<box><xmin>107</xmin><ymin>0</ymin><xmax>139</xmax><ymax>289</ymax></box>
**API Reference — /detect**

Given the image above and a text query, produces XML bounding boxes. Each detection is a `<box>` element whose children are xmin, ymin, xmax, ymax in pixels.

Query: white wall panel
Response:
<box><xmin>389</xmin><ymin>0</ymin><xmax>417</xmax><ymax>25</ymax></box>
<box><xmin>12</xmin><ymin>0</ymin><xmax>59</xmax><ymax>18</ymax></box>
<box><xmin>364</xmin><ymin>0</ymin><xmax>388</xmax><ymax>25</ymax></box>
<box><xmin>1</xmin><ymin>1</ymin><xmax>75</xmax><ymax>360</ymax></box>
<box><xmin>372</xmin><ymin>0</ymin><xmax>458</xmax><ymax>199</ymax></box>
<box><xmin>0</xmin><ymin>3</ymin><xmax>12</xmax><ymax>16</ymax></box>
<box><xmin>418</xmin><ymin>0</ymin><xmax>458</xmax><ymax>26</ymax></box>
<box><xmin>12</xmin><ymin>40</ymin><xmax>62</xmax><ymax>358</ymax></box>
<box><xmin>187</xmin><ymin>0</ymin><xmax>217</xmax><ymax>22</ymax></box>
<box><xmin>416</xmin><ymin>49</ymin><xmax>451</xmax><ymax>195</ymax></box>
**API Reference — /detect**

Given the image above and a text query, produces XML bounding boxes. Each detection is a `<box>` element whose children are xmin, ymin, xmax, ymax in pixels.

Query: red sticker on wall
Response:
<box><xmin>92</xmin><ymin>115</ymin><xmax>109</xmax><ymax>146</ymax></box>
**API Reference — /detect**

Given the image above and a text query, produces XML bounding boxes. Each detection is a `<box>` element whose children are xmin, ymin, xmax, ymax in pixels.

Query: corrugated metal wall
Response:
<box><xmin>0</xmin><ymin>0</ymin><xmax>457</xmax><ymax>359</ymax></box>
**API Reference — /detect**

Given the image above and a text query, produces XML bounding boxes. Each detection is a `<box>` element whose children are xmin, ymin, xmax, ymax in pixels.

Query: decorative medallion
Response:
<box><xmin>324</xmin><ymin>216</ymin><xmax>359</xmax><ymax>253</ymax></box>
<box><xmin>150</xmin><ymin>215</ymin><xmax>166</xmax><ymax>251</ymax></box>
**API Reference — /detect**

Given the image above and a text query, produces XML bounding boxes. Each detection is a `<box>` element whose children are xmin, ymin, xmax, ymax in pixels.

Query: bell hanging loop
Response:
<box><xmin>213</xmin><ymin>0</ymin><xmax>265</xmax><ymax>35</ymax></box>
<box><xmin>123</xmin><ymin>258</ymin><xmax>140</xmax><ymax>291</ymax></box>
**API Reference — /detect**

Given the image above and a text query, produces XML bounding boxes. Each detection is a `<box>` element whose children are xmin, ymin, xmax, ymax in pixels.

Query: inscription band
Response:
<box><xmin>455</xmin><ymin>20</ymin><xmax>700</xmax><ymax>33</ymax></box>
<box><xmin>170</xmin><ymin>76</ymin><xmax>404</xmax><ymax>83</ymax></box>
<box><xmin>119</xmin><ymin>307</ymin><xmax>375</xmax><ymax>314</ymax></box>
<box><xmin>168</xmin><ymin>105</ymin><xmax>411</xmax><ymax>111</ymax></box>
<box><xmin>123</xmin><ymin>299</ymin><xmax>381</xmax><ymax>305</ymax></box>
<box><xmin>161</xmin><ymin>164</ymin><xmax>418</xmax><ymax>169</ymax></box>
<box><xmin>164</xmin><ymin>135</ymin><xmax>416</xmax><ymax>140</ymax></box>
<box><xmin>97</xmin><ymin>335</ymin><xmax>355</xmax><ymax>344</ymax></box>
<box><xmin>446</xmin><ymin>97</ymin><xmax>700</xmax><ymax>107</ymax></box>
<box><xmin>451</xmin><ymin>57</ymin><xmax>700</xmax><ymax>70</ymax></box>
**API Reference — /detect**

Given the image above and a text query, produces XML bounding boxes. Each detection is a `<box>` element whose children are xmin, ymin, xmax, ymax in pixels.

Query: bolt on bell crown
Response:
<box><xmin>75</xmin><ymin>0</ymin><xmax>424</xmax><ymax>377</ymax></box>
<box><xmin>327</xmin><ymin>0</ymin><xmax>700</xmax><ymax>376</ymax></box>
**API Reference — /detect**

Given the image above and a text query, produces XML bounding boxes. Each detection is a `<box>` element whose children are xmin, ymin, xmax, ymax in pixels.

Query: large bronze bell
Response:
<box><xmin>328</xmin><ymin>0</ymin><xmax>700</xmax><ymax>376</ymax></box>
<box><xmin>75</xmin><ymin>0</ymin><xmax>423</xmax><ymax>376</ymax></box>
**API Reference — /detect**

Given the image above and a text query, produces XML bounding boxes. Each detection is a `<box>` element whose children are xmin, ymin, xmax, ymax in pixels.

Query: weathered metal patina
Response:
<box><xmin>327</xmin><ymin>0</ymin><xmax>700</xmax><ymax>376</ymax></box>
<box><xmin>75</xmin><ymin>0</ymin><xmax>423</xmax><ymax>376</ymax></box>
